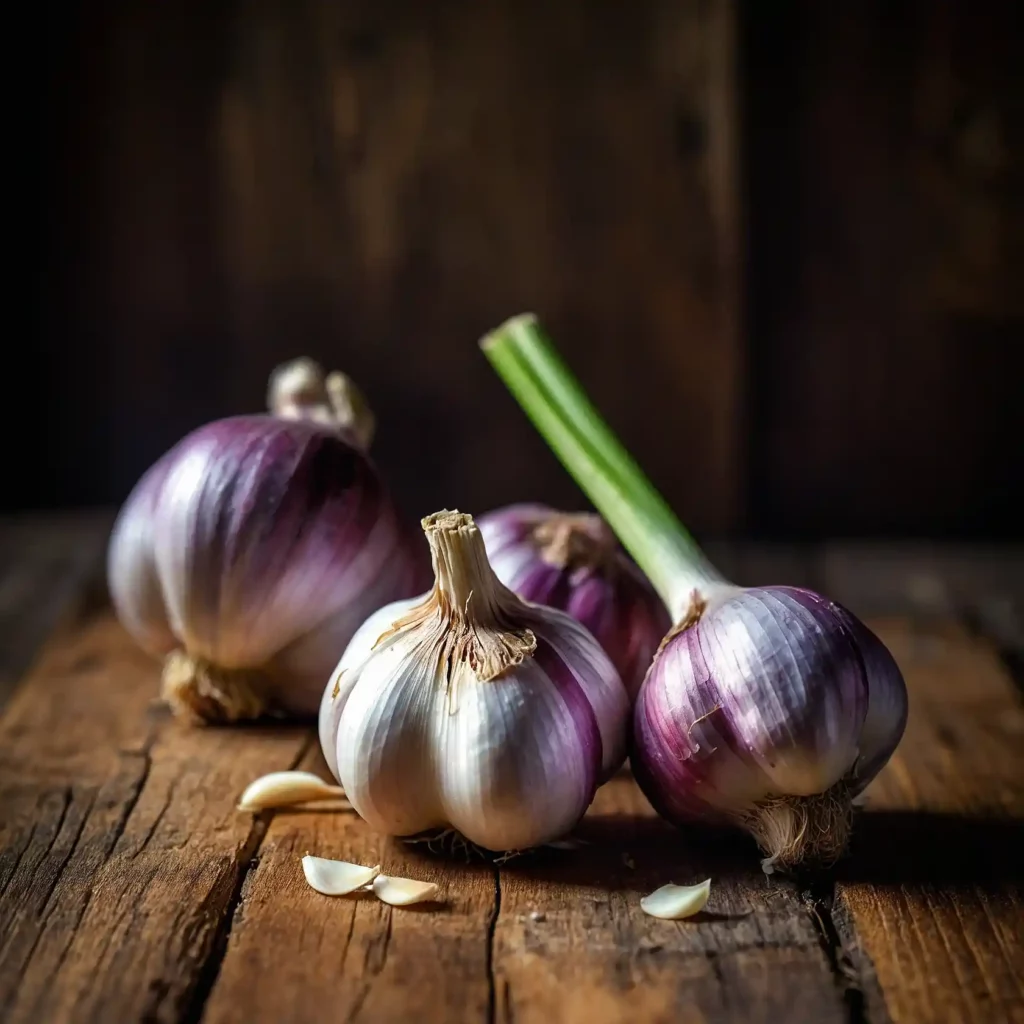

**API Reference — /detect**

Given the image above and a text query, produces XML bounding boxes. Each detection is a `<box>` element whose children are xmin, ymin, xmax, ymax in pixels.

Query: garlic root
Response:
<box><xmin>162</xmin><ymin>651</ymin><xmax>268</xmax><ymax>724</ymax></box>
<box><xmin>742</xmin><ymin>782</ymin><xmax>854</xmax><ymax>874</ymax></box>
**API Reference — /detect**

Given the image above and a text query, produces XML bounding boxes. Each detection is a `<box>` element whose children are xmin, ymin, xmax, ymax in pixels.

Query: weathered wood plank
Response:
<box><xmin>747</xmin><ymin>1</ymin><xmax>1024</xmax><ymax>537</ymax></box>
<box><xmin>43</xmin><ymin>0</ymin><xmax>743</xmax><ymax>533</ymax></box>
<box><xmin>827</xmin><ymin>610</ymin><xmax>1024</xmax><ymax>1023</ymax></box>
<box><xmin>0</xmin><ymin>511</ymin><xmax>113</xmax><ymax>710</ymax></box>
<box><xmin>491</xmin><ymin>776</ymin><xmax>847</xmax><ymax>1024</ymax></box>
<box><xmin>822</xmin><ymin>543</ymin><xmax>1024</xmax><ymax>622</ymax></box>
<box><xmin>205</xmin><ymin>758</ymin><xmax>848</xmax><ymax>1022</ymax></box>
<box><xmin>0</xmin><ymin>609</ymin><xmax>311</xmax><ymax>1024</ymax></box>
<box><xmin>201</xmin><ymin>745</ymin><xmax>496</xmax><ymax>1024</ymax></box>
<box><xmin>5</xmin><ymin>530</ymin><xmax>1023</xmax><ymax>1024</ymax></box>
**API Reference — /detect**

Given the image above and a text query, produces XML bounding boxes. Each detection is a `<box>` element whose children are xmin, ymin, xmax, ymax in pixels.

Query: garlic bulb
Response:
<box><xmin>318</xmin><ymin>510</ymin><xmax>630</xmax><ymax>852</ymax></box>
<box><xmin>477</xmin><ymin>504</ymin><xmax>670</xmax><ymax>697</ymax></box>
<box><xmin>632</xmin><ymin>586</ymin><xmax>907</xmax><ymax>870</ymax></box>
<box><xmin>483</xmin><ymin>314</ymin><xmax>908</xmax><ymax>870</ymax></box>
<box><xmin>108</xmin><ymin>358</ymin><xmax>428</xmax><ymax>723</ymax></box>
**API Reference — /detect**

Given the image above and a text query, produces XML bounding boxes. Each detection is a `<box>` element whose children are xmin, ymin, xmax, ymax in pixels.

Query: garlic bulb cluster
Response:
<box><xmin>319</xmin><ymin>510</ymin><xmax>630</xmax><ymax>852</ymax></box>
<box><xmin>483</xmin><ymin>314</ymin><xmax>909</xmax><ymax>869</ymax></box>
<box><xmin>632</xmin><ymin>585</ymin><xmax>907</xmax><ymax>870</ymax></box>
<box><xmin>108</xmin><ymin>358</ymin><xmax>428</xmax><ymax>724</ymax></box>
<box><xmin>478</xmin><ymin>503</ymin><xmax>670</xmax><ymax>697</ymax></box>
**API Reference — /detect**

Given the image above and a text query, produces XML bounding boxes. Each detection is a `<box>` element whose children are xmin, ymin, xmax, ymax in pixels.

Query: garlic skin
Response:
<box><xmin>477</xmin><ymin>504</ymin><xmax>670</xmax><ymax>698</ymax></box>
<box><xmin>319</xmin><ymin>510</ymin><xmax>630</xmax><ymax>852</ymax></box>
<box><xmin>108</xmin><ymin>359</ymin><xmax>428</xmax><ymax>723</ymax></box>
<box><xmin>632</xmin><ymin>586</ymin><xmax>908</xmax><ymax>871</ymax></box>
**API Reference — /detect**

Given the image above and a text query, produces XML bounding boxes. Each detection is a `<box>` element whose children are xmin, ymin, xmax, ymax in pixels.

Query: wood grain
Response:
<box><xmin>746</xmin><ymin>0</ymin><xmax>1024</xmax><ymax>537</ymax></box>
<box><xmin>39</xmin><ymin>0</ymin><xmax>742</xmax><ymax>534</ymax></box>
<box><xmin>4</xmin><ymin>528</ymin><xmax>1024</xmax><ymax>1023</ymax></box>
<box><xmin>492</xmin><ymin>777</ymin><xmax>847</xmax><ymax>1024</ymax></box>
<box><xmin>204</xmin><ymin>757</ymin><xmax>849</xmax><ymax>1023</ymax></box>
<box><xmin>830</xmin><ymin>616</ymin><xmax>1024</xmax><ymax>1024</ymax></box>
<box><xmin>0</xmin><ymin>609</ymin><xmax>311</xmax><ymax>1024</ymax></box>
<box><xmin>0</xmin><ymin>512</ymin><xmax>113</xmax><ymax>710</ymax></box>
<box><xmin>201</xmin><ymin>745</ymin><xmax>497</xmax><ymax>1024</ymax></box>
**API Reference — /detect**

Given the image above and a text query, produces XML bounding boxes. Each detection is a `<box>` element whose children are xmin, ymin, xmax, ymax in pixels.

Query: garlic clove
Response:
<box><xmin>238</xmin><ymin>771</ymin><xmax>346</xmax><ymax>811</ymax></box>
<box><xmin>371</xmin><ymin>875</ymin><xmax>439</xmax><ymax>906</ymax></box>
<box><xmin>640</xmin><ymin>879</ymin><xmax>711</xmax><ymax>920</ymax></box>
<box><xmin>301</xmin><ymin>856</ymin><xmax>380</xmax><ymax>895</ymax></box>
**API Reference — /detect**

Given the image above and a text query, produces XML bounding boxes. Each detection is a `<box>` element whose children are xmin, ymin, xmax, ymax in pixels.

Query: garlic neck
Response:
<box><xmin>424</xmin><ymin>510</ymin><xmax>513</xmax><ymax>625</ymax></box>
<box><xmin>381</xmin><ymin>510</ymin><xmax>536</xmax><ymax>685</ymax></box>
<box><xmin>532</xmin><ymin>513</ymin><xmax>615</xmax><ymax>571</ymax></box>
<box><xmin>267</xmin><ymin>357</ymin><xmax>375</xmax><ymax>449</ymax></box>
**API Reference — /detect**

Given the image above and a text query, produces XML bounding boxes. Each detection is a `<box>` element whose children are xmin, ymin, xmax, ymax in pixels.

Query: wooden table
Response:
<box><xmin>1</xmin><ymin>514</ymin><xmax>1021</xmax><ymax>1024</ymax></box>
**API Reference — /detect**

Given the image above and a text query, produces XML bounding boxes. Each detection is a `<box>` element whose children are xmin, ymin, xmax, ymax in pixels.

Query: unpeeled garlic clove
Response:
<box><xmin>238</xmin><ymin>770</ymin><xmax>346</xmax><ymax>811</ymax></box>
<box><xmin>301</xmin><ymin>856</ymin><xmax>380</xmax><ymax>895</ymax></box>
<box><xmin>640</xmin><ymin>879</ymin><xmax>711</xmax><ymax>920</ymax></box>
<box><xmin>372</xmin><ymin>875</ymin><xmax>439</xmax><ymax>906</ymax></box>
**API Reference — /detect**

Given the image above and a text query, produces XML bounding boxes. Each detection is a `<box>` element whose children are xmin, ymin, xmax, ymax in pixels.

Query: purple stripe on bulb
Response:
<box><xmin>532</xmin><ymin>636</ymin><xmax>603</xmax><ymax>799</ymax></box>
<box><xmin>632</xmin><ymin>673</ymin><xmax>725</xmax><ymax>824</ymax></box>
<box><xmin>482</xmin><ymin>511</ymin><xmax>670</xmax><ymax>698</ymax></box>
<box><xmin>515</xmin><ymin>563</ymin><xmax>573</xmax><ymax>609</ymax></box>
<box><xmin>835</xmin><ymin>607</ymin><xmax>908</xmax><ymax>790</ymax></box>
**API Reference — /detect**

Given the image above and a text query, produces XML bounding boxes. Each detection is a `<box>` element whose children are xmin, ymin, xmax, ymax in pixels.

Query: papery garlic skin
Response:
<box><xmin>478</xmin><ymin>504</ymin><xmax>670</xmax><ymax>698</ymax></box>
<box><xmin>319</xmin><ymin>510</ymin><xmax>630</xmax><ymax>852</ymax></box>
<box><xmin>632</xmin><ymin>586</ymin><xmax>908</xmax><ymax>870</ymax></box>
<box><xmin>109</xmin><ymin>361</ymin><xmax>427</xmax><ymax>723</ymax></box>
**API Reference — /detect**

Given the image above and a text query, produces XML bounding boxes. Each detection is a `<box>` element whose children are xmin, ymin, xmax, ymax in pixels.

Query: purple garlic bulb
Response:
<box><xmin>632</xmin><ymin>585</ymin><xmax>908</xmax><ymax>871</ymax></box>
<box><xmin>481</xmin><ymin>313</ymin><xmax>911</xmax><ymax>871</ymax></box>
<box><xmin>108</xmin><ymin>358</ymin><xmax>428</xmax><ymax>723</ymax></box>
<box><xmin>477</xmin><ymin>503</ymin><xmax>670</xmax><ymax>698</ymax></box>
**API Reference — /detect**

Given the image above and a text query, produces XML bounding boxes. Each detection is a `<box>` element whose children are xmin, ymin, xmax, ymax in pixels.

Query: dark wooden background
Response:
<box><xmin>30</xmin><ymin>0</ymin><xmax>1023</xmax><ymax>539</ymax></box>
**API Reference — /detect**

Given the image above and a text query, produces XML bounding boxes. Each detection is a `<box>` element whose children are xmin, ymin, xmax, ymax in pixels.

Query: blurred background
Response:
<box><xmin>27</xmin><ymin>0</ymin><xmax>1023</xmax><ymax>539</ymax></box>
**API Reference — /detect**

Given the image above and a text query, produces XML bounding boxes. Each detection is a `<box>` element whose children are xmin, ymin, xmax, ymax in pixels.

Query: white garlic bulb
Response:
<box><xmin>318</xmin><ymin>510</ymin><xmax>630</xmax><ymax>852</ymax></box>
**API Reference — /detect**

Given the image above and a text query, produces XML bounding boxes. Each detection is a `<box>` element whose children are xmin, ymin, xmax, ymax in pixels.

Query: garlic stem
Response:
<box><xmin>423</xmin><ymin>510</ymin><xmax>510</xmax><ymax>623</ymax></box>
<box><xmin>481</xmin><ymin>315</ymin><xmax>726</xmax><ymax>620</ymax></box>
<box><xmin>268</xmin><ymin>357</ymin><xmax>376</xmax><ymax>449</ymax></box>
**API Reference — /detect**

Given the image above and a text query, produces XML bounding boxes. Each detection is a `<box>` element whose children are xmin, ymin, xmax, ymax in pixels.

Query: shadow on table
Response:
<box><xmin>836</xmin><ymin>809</ymin><xmax>1024</xmax><ymax>886</ymax></box>
<box><xmin>450</xmin><ymin>809</ymin><xmax>1024</xmax><ymax>892</ymax></box>
<box><xmin>496</xmin><ymin>814</ymin><xmax>761</xmax><ymax>893</ymax></box>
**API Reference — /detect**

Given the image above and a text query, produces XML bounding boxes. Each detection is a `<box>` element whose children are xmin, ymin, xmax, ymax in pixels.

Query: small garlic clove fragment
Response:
<box><xmin>371</xmin><ymin>875</ymin><xmax>439</xmax><ymax>906</ymax></box>
<box><xmin>238</xmin><ymin>770</ymin><xmax>346</xmax><ymax>811</ymax></box>
<box><xmin>640</xmin><ymin>879</ymin><xmax>711</xmax><ymax>920</ymax></box>
<box><xmin>301</xmin><ymin>856</ymin><xmax>380</xmax><ymax>896</ymax></box>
